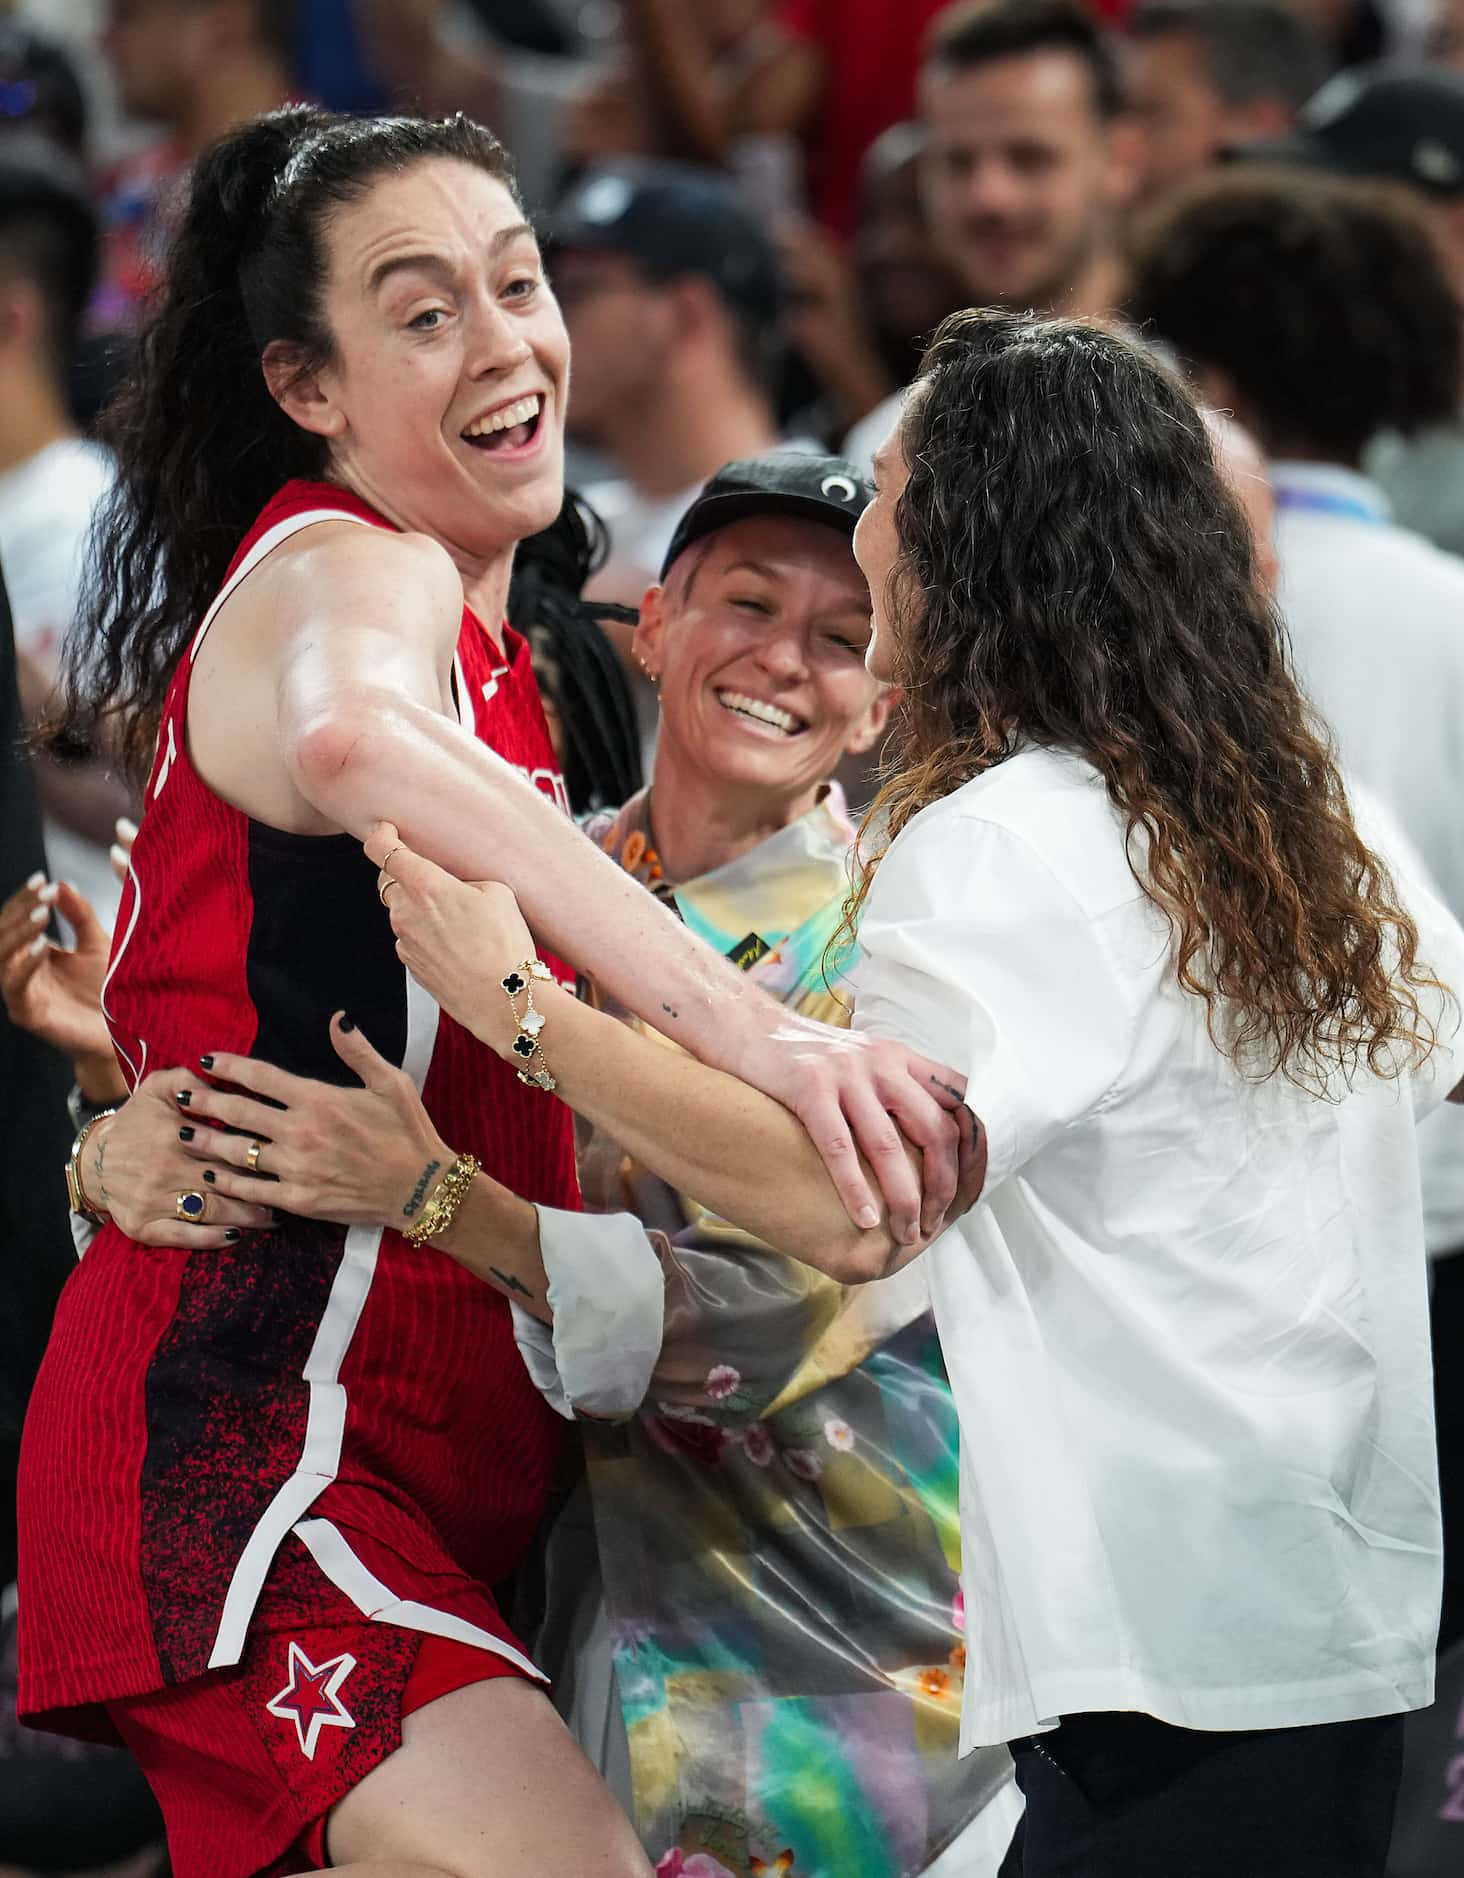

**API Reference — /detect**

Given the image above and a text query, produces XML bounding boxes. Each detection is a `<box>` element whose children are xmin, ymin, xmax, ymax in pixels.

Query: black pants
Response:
<box><xmin>1432</xmin><ymin>1247</ymin><xmax>1464</xmax><ymax>1653</ymax></box>
<box><xmin>1005</xmin><ymin>1709</ymin><xmax>1405</xmax><ymax>1876</ymax></box>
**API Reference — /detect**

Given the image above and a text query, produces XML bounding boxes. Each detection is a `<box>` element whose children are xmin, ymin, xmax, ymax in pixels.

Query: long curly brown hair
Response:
<box><xmin>845</xmin><ymin>309</ymin><xmax>1441</xmax><ymax>1090</ymax></box>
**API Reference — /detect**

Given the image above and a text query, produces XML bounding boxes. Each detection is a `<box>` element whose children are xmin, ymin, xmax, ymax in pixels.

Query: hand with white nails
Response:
<box><xmin>0</xmin><ymin>873</ymin><xmax>125</xmax><ymax>1100</ymax></box>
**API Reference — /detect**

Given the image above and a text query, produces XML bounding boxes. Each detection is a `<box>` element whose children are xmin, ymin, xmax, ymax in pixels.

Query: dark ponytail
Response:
<box><xmin>510</xmin><ymin>490</ymin><xmax>644</xmax><ymax>815</ymax></box>
<box><xmin>62</xmin><ymin>107</ymin><xmax>521</xmax><ymax>783</ymax></box>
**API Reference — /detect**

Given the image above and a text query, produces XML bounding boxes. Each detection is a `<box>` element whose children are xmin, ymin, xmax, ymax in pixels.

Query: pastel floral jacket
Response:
<box><xmin>575</xmin><ymin>787</ymin><xmax>1012</xmax><ymax>1878</ymax></box>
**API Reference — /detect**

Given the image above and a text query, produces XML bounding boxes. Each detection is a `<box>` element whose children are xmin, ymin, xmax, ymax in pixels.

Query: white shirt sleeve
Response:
<box><xmin>511</xmin><ymin>1207</ymin><xmax>667</xmax><ymax>1421</ymax></box>
<box><xmin>852</xmin><ymin>810</ymin><xmax>1133</xmax><ymax>1195</ymax></box>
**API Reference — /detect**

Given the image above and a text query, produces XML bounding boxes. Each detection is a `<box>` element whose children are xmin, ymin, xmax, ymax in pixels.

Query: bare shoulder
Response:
<box><xmin>258</xmin><ymin>521</ymin><xmax>464</xmax><ymax>643</ymax></box>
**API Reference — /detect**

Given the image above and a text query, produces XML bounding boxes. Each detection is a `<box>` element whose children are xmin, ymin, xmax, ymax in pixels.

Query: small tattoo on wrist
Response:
<box><xmin>488</xmin><ymin>1265</ymin><xmax>536</xmax><ymax>1301</ymax></box>
<box><xmin>402</xmin><ymin>1158</ymin><xmax>441</xmax><ymax>1219</ymax></box>
<box><xmin>93</xmin><ymin>1136</ymin><xmax>110</xmax><ymax>1210</ymax></box>
<box><xmin>661</xmin><ymin>1002</ymin><xmax>679</xmax><ymax>1020</ymax></box>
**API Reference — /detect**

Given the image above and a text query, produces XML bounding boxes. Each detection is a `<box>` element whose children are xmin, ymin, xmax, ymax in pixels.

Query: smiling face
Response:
<box><xmin>920</xmin><ymin>50</ymin><xmax>1128</xmax><ymax>310</ymax></box>
<box><xmin>853</xmin><ymin>427</ymin><xmax>913</xmax><ymax>688</ymax></box>
<box><xmin>639</xmin><ymin>515</ymin><xmax>890</xmax><ymax>804</ymax></box>
<box><xmin>273</xmin><ymin>159</ymin><xmax>570</xmax><ymax>563</ymax></box>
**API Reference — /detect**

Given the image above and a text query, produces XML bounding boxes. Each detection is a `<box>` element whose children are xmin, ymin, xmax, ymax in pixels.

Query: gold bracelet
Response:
<box><xmin>500</xmin><ymin>958</ymin><xmax>557</xmax><ymax>1093</ymax></box>
<box><xmin>65</xmin><ymin>1108</ymin><xmax>118</xmax><ymax>1221</ymax></box>
<box><xmin>404</xmin><ymin>1152</ymin><xmax>479</xmax><ymax>1247</ymax></box>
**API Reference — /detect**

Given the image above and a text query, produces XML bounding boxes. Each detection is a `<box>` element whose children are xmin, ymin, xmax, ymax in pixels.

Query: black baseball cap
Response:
<box><xmin>1238</xmin><ymin>65</ymin><xmax>1464</xmax><ymax>196</ymax></box>
<box><xmin>660</xmin><ymin>452</ymin><xmax>873</xmax><ymax>581</ymax></box>
<box><xmin>546</xmin><ymin>160</ymin><xmax>784</xmax><ymax>325</ymax></box>
<box><xmin>0</xmin><ymin>25</ymin><xmax>87</xmax><ymax>157</ymax></box>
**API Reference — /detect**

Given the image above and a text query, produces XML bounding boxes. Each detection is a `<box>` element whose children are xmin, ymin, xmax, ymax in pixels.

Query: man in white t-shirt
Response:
<box><xmin>1130</xmin><ymin>166</ymin><xmax>1464</xmax><ymax>1663</ymax></box>
<box><xmin>0</xmin><ymin>153</ymin><xmax>124</xmax><ymax>928</ymax></box>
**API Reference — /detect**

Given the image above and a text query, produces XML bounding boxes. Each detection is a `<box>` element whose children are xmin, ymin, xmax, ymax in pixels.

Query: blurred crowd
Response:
<box><xmin>2</xmin><ymin>0</ymin><xmax>1464</xmax><ymax>1872</ymax></box>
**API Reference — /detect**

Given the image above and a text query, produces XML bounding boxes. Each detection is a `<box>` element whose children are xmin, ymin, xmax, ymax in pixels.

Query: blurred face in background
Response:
<box><xmin>1127</xmin><ymin>31</ymin><xmax>1297</xmax><ymax>203</ymax></box>
<box><xmin>102</xmin><ymin>0</ymin><xmax>225</xmax><ymax>123</ymax></box>
<box><xmin>921</xmin><ymin>49</ymin><xmax>1133</xmax><ymax>310</ymax></box>
<box><xmin>854</xmin><ymin>130</ymin><xmax>965</xmax><ymax>371</ymax></box>
<box><xmin>1128</xmin><ymin>32</ymin><xmax>1234</xmax><ymax>199</ymax></box>
<box><xmin>1426</xmin><ymin>0</ymin><xmax>1464</xmax><ymax>71</ymax></box>
<box><xmin>553</xmin><ymin>248</ymin><xmax>673</xmax><ymax>450</ymax></box>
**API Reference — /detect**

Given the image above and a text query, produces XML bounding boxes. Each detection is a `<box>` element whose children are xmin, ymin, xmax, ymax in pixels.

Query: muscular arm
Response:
<box><xmin>269</xmin><ymin>529</ymin><xmax>961</xmax><ymax>1241</ymax></box>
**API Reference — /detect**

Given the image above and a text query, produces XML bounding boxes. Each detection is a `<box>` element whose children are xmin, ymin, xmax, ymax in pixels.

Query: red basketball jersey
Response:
<box><xmin>18</xmin><ymin>481</ymin><xmax>578</xmax><ymax>1736</ymax></box>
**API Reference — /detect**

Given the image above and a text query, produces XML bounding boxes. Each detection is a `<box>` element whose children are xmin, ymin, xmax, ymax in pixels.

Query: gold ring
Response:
<box><xmin>379</xmin><ymin>843</ymin><xmax>402</xmax><ymax>872</ymax></box>
<box><xmin>245</xmin><ymin>1139</ymin><xmax>264</xmax><ymax>1175</ymax></box>
<box><xmin>377</xmin><ymin>875</ymin><xmax>398</xmax><ymax>907</ymax></box>
<box><xmin>175</xmin><ymin>1190</ymin><xmax>207</xmax><ymax>1223</ymax></box>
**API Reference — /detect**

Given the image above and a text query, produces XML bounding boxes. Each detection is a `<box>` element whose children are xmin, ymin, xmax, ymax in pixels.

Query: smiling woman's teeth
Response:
<box><xmin>463</xmin><ymin>395</ymin><xmax>541</xmax><ymax>439</ymax></box>
<box><xmin>717</xmin><ymin>690</ymin><xmax>800</xmax><ymax>735</ymax></box>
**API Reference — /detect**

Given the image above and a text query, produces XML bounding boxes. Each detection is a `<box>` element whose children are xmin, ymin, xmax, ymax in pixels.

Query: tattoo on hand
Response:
<box><xmin>94</xmin><ymin>1136</ymin><xmax>110</xmax><ymax>1209</ymax></box>
<box><xmin>488</xmin><ymin>1265</ymin><xmax>536</xmax><ymax>1301</ymax></box>
<box><xmin>402</xmin><ymin>1159</ymin><xmax>441</xmax><ymax>1219</ymax></box>
<box><xmin>661</xmin><ymin>1001</ymin><xmax>679</xmax><ymax>1020</ymax></box>
<box><xmin>929</xmin><ymin>1074</ymin><xmax>964</xmax><ymax>1103</ymax></box>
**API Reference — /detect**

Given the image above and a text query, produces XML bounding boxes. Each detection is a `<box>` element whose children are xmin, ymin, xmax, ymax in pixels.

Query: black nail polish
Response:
<box><xmin>178</xmin><ymin>1125</ymin><xmax>195</xmax><ymax>1142</ymax></box>
<box><xmin>176</xmin><ymin>1090</ymin><xmax>191</xmax><ymax>1108</ymax></box>
<box><xmin>340</xmin><ymin>1015</ymin><xmax>356</xmax><ymax>1034</ymax></box>
<box><xmin>200</xmin><ymin>1054</ymin><xmax>214</xmax><ymax>1070</ymax></box>
<box><xmin>203</xmin><ymin>1169</ymin><xmax>216</xmax><ymax>1184</ymax></box>
<box><xmin>224</xmin><ymin>1229</ymin><xmax>241</xmax><ymax>1243</ymax></box>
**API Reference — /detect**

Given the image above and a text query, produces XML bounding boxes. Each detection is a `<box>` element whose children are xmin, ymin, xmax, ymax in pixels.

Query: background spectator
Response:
<box><xmin>0</xmin><ymin>21</ymin><xmax>89</xmax><ymax>158</ymax></box>
<box><xmin>1125</xmin><ymin>0</ymin><xmax>1329</xmax><ymax>202</ymax></box>
<box><xmin>1129</xmin><ymin>163</ymin><xmax>1464</xmax><ymax>1655</ymax></box>
<box><xmin>0</xmin><ymin>150</ymin><xmax>126</xmax><ymax>926</ymax></box>
<box><xmin>847</xmin><ymin>0</ymin><xmax>1140</xmax><ymax>468</ymax></box>
<box><xmin>1246</xmin><ymin>64</ymin><xmax>1464</xmax><ymax>557</ymax></box>
<box><xmin>779</xmin><ymin>121</ymin><xmax>966</xmax><ymax>444</ymax></box>
<box><xmin>744</xmin><ymin>0</ymin><xmax>965</xmax><ymax>236</ymax></box>
<box><xmin>549</xmin><ymin>159</ymin><xmax>799</xmax><ymax>755</ymax></box>
<box><xmin>92</xmin><ymin>0</ymin><xmax>296</xmax><ymax>332</ymax></box>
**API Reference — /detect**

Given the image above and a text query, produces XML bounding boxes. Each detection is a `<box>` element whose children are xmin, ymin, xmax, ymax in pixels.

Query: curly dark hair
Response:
<box><xmin>1126</xmin><ymin>168</ymin><xmax>1462</xmax><ymax>462</ymax></box>
<box><xmin>57</xmin><ymin>106</ymin><xmax>521</xmax><ymax>783</ymax></box>
<box><xmin>845</xmin><ymin>309</ymin><xmax>1441</xmax><ymax>1090</ymax></box>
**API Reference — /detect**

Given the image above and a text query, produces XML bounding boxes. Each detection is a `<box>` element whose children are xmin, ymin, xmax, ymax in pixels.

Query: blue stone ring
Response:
<box><xmin>174</xmin><ymin>1189</ymin><xmax>207</xmax><ymax>1223</ymax></box>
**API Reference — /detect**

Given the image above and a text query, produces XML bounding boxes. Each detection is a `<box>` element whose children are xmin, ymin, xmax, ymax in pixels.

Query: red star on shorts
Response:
<box><xmin>265</xmin><ymin>1641</ymin><xmax>358</xmax><ymax>1760</ymax></box>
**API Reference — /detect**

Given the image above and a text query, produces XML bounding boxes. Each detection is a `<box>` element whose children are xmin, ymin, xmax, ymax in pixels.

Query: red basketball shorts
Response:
<box><xmin>106</xmin><ymin>1536</ymin><xmax>539</xmax><ymax>1877</ymax></box>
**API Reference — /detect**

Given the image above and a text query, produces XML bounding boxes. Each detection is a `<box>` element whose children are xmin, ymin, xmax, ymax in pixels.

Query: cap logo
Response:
<box><xmin>1302</xmin><ymin>70</ymin><xmax>1361</xmax><ymax>131</ymax></box>
<box><xmin>577</xmin><ymin>174</ymin><xmax>634</xmax><ymax>226</ymax></box>
<box><xmin>821</xmin><ymin>474</ymin><xmax>858</xmax><ymax>503</ymax></box>
<box><xmin>1414</xmin><ymin>139</ymin><xmax>1462</xmax><ymax>186</ymax></box>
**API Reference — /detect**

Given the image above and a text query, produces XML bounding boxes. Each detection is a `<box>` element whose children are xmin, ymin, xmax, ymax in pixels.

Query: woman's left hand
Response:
<box><xmin>365</xmin><ymin>823</ymin><xmax>537</xmax><ymax>1051</ymax></box>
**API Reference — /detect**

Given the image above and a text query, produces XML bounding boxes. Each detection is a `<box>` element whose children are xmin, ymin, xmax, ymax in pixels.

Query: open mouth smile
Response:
<box><xmin>461</xmin><ymin>392</ymin><xmax>546</xmax><ymax>458</ymax></box>
<box><xmin>715</xmin><ymin>688</ymin><xmax>808</xmax><ymax>738</ymax></box>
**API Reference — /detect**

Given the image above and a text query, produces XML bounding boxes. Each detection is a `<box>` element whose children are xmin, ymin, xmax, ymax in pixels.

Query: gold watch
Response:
<box><xmin>65</xmin><ymin>1109</ymin><xmax>117</xmax><ymax>1223</ymax></box>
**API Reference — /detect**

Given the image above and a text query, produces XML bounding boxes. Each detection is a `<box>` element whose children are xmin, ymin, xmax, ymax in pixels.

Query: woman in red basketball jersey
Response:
<box><xmin>15</xmin><ymin>109</ymin><xmax>965</xmax><ymax>1876</ymax></box>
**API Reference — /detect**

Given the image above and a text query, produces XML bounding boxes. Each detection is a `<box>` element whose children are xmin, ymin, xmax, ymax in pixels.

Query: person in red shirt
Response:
<box><xmin>769</xmin><ymin>0</ymin><xmax>957</xmax><ymax>238</ymax></box>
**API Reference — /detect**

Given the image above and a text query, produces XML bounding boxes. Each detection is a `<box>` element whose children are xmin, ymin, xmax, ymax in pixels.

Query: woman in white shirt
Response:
<box><xmin>370</xmin><ymin>308</ymin><xmax>1464</xmax><ymax>1875</ymax></box>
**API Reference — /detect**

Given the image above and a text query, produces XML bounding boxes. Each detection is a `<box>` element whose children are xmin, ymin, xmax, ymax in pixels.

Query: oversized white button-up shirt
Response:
<box><xmin>853</xmin><ymin>745</ymin><xmax>1464</xmax><ymax>1751</ymax></box>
